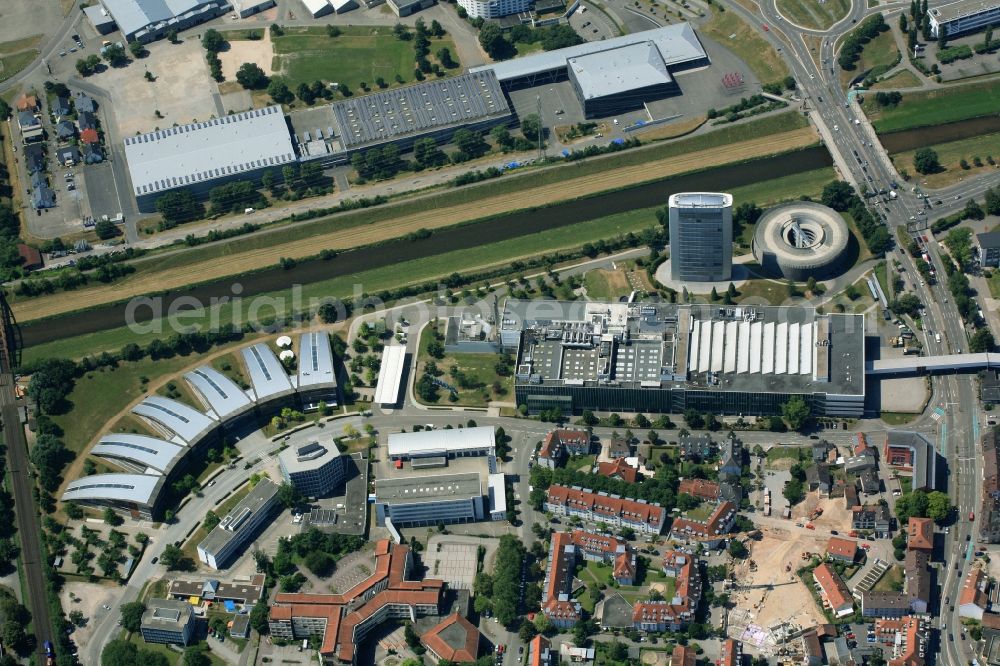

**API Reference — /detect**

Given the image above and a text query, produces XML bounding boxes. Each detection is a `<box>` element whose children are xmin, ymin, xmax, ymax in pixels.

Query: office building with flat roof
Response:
<box><xmin>124</xmin><ymin>106</ymin><xmax>296</xmax><ymax>211</ymax></box>
<box><xmin>928</xmin><ymin>0</ymin><xmax>1000</xmax><ymax>36</ymax></box>
<box><xmin>278</xmin><ymin>440</ymin><xmax>346</xmax><ymax>498</ymax></box>
<box><xmin>669</xmin><ymin>192</ymin><xmax>733</xmax><ymax>282</ymax></box>
<box><xmin>297</xmin><ymin>331</ymin><xmax>338</xmax><ymax>409</ymax></box>
<box><xmin>167</xmin><ymin>574</ymin><xmax>267</xmax><ymax>605</ymax></box>
<box><xmin>457</xmin><ymin>0</ymin><xmax>530</xmax><ymax>17</ymax></box>
<box><xmin>198</xmin><ymin>479</ymin><xmax>282</xmax><ymax>570</ymax></box>
<box><xmin>140</xmin><ymin>598</ymin><xmax>196</xmax><ymax>645</ymax></box>
<box><xmin>501</xmin><ymin>299</ymin><xmax>866</xmax><ymax>417</ymax></box>
<box><xmin>375</xmin><ymin>472</ymin><xmax>485</xmax><ymax>527</ymax></box>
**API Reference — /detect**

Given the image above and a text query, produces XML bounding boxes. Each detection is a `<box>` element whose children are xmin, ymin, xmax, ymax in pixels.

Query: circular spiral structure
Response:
<box><xmin>752</xmin><ymin>201</ymin><xmax>850</xmax><ymax>281</ymax></box>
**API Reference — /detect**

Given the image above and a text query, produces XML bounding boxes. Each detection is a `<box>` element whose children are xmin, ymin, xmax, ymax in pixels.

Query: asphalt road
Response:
<box><xmin>712</xmin><ymin>0</ymin><xmax>997</xmax><ymax>663</ymax></box>
<box><xmin>0</xmin><ymin>358</ymin><xmax>54</xmax><ymax>660</ymax></box>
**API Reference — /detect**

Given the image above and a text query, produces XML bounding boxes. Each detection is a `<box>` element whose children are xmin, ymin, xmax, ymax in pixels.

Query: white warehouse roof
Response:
<box><xmin>241</xmin><ymin>343</ymin><xmax>295</xmax><ymax>401</ymax></box>
<box><xmin>102</xmin><ymin>0</ymin><xmax>219</xmax><ymax>39</ymax></box>
<box><xmin>92</xmin><ymin>434</ymin><xmax>186</xmax><ymax>474</ymax></box>
<box><xmin>132</xmin><ymin>394</ymin><xmax>217</xmax><ymax>443</ymax></box>
<box><xmin>184</xmin><ymin>366</ymin><xmax>254</xmax><ymax>420</ymax></box>
<box><xmin>374</xmin><ymin>345</ymin><xmax>407</xmax><ymax>406</ymax></box>
<box><xmin>297</xmin><ymin>332</ymin><xmax>337</xmax><ymax>390</ymax></box>
<box><xmin>123</xmin><ymin>105</ymin><xmax>296</xmax><ymax>197</ymax></box>
<box><xmin>62</xmin><ymin>473</ymin><xmax>163</xmax><ymax>507</ymax></box>
<box><xmin>472</xmin><ymin>22</ymin><xmax>706</xmax><ymax>82</ymax></box>
<box><xmin>387</xmin><ymin>425</ymin><xmax>496</xmax><ymax>459</ymax></box>
<box><xmin>569</xmin><ymin>41</ymin><xmax>672</xmax><ymax>99</ymax></box>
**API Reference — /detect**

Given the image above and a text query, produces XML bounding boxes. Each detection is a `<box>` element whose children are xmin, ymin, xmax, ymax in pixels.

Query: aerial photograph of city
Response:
<box><xmin>1</xmin><ymin>0</ymin><xmax>1000</xmax><ymax>663</ymax></box>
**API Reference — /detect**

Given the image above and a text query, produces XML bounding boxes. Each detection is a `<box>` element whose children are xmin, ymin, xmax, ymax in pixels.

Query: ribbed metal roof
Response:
<box><xmin>297</xmin><ymin>332</ymin><xmax>337</xmax><ymax>389</ymax></box>
<box><xmin>241</xmin><ymin>343</ymin><xmax>294</xmax><ymax>400</ymax></box>
<box><xmin>62</xmin><ymin>473</ymin><xmax>163</xmax><ymax>506</ymax></box>
<box><xmin>123</xmin><ymin>105</ymin><xmax>295</xmax><ymax>197</ymax></box>
<box><xmin>184</xmin><ymin>366</ymin><xmax>253</xmax><ymax>420</ymax></box>
<box><xmin>93</xmin><ymin>434</ymin><xmax>186</xmax><ymax>474</ymax></box>
<box><xmin>132</xmin><ymin>394</ymin><xmax>217</xmax><ymax>443</ymax></box>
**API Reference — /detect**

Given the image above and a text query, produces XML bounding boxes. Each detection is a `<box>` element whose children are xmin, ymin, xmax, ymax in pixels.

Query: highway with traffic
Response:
<box><xmin>739</xmin><ymin>0</ymin><xmax>998</xmax><ymax>662</ymax></box>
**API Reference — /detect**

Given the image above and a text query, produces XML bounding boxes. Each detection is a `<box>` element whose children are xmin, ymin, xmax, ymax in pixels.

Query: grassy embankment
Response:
<box><xmin>0</xmin><ymin>35</ymin><xmax>42</xmax><ymax>83</ymax></box>
<box><xmin>775</xmin><ymin>0</ymin><xmax>850</xmax><ymax>30</ymax></box>
<box><xmin>12</xmin><ymin>112</ymin><xmax>816</xmax><ymax>326</ymax></box>
<box><xmin>892</xmin><ymin>132</ymin><xmax>1000</xmax><ymax>188</ymax></box>
<box><xmin>863</xmin><ymin>79</ymin><xmax>1000</xmax><ymax>132</ymax></box>
<box><xmin>699</xmin><ymin>7</ymin><xmax>790</xmax><ymax>84</ymax></box>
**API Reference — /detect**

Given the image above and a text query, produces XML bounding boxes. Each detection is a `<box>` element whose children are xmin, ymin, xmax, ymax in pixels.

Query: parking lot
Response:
<box><xmin>96</xmin><ymin>38</ymin><xmax>222</xmax><ymax>137</ymax></box>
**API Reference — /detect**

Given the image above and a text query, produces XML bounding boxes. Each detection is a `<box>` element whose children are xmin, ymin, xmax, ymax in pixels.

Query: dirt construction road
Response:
<box><xmin>13</xmin><ymin>127</ymin><xmax>817</xmax><ymax>322</ymax></box>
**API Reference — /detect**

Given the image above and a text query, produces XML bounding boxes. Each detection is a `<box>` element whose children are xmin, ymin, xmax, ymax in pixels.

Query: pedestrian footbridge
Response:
<box><xmin>866</xmin><ymin>352</ymin><xmax>1000</xmax><ymax>377</ymax></box>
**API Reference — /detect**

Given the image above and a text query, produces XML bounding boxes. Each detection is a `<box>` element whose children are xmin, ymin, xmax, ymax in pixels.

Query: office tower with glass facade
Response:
<box><xmin>668</xmin><ymin>192</ymin><xmax>733</xmax><ymax>282</ymax></box>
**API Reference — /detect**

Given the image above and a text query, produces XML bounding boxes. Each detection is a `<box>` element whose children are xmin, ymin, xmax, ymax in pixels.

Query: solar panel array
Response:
<box><xmin>330</xmin><ymin>71</ymin><xmax>511</xmax><ymax>150</ymax></box>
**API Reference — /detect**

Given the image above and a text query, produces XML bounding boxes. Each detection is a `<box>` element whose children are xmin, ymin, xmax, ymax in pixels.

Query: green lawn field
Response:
<box><xmin>271</xmin><ymin>26</ymin><xmax>459</xmax><ymax>92</ymax></box>
<box><xmin>864</xmin><ymin>79</ymin><xmax>1000</xmax><ymax>132</ymax></box>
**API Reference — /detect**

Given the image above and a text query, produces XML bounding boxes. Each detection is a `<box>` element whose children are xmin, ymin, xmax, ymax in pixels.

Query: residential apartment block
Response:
<box><xmin>813</xmin><ymin>563</ymin><xmax>854</xmax><ymax>618</ymax></box>
<box><xmin>669</xmin><ymin>500</ymin><xmax>737</xmax><ymax>547</ymax></box>
<box><xmin>632</xmin><ymin>551</ymin><xmax>702</xmax><ymax>632</ymax></box>
<box><xmin>268</xmin><ymin>540</ymin><xmax>445</xmax><ymax>663</ymax></box>
<box><xmin>538</xmin><ymin>429</ymin><xmax>591</xmax><ymax>469</ymax></box>
<box><xmin>544</xmin><ymin>485</ymin><xmax>667</xmax><ymax>534</ymax></box>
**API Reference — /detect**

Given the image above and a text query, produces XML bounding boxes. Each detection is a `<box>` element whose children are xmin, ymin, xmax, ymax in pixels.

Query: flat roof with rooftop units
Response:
<box><xmin>502</xmin><ymin>299</ymin><xmax>865</xmax><ymax>417</ymax></box>
<box><xmin>376</xmin><ymin>471</ymin><xmax>483</xmax><ymax>504</ymax></box>
<box><xmin>184</xmin><ymin>366</ymin><xmax>254</xmax><ymax>422</ymax></box>
<box><xmin>131</xmin><ymin>395</ymin><xmax>217</xmax><ymax>444</ymax></box>
<box><xmin>933</xmin><ymin>0</ymin><xmax>1000</xmax><ymax>20</ymax></box>
<box><xmin>198</xmin><ymin>478</ymin><xmax>282</xmax><ymax>569</ymax></box>
<box><xmin>92</xmin><ymin>434</ymin><xmax>187</xmax><ymax>475</ymax></box>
